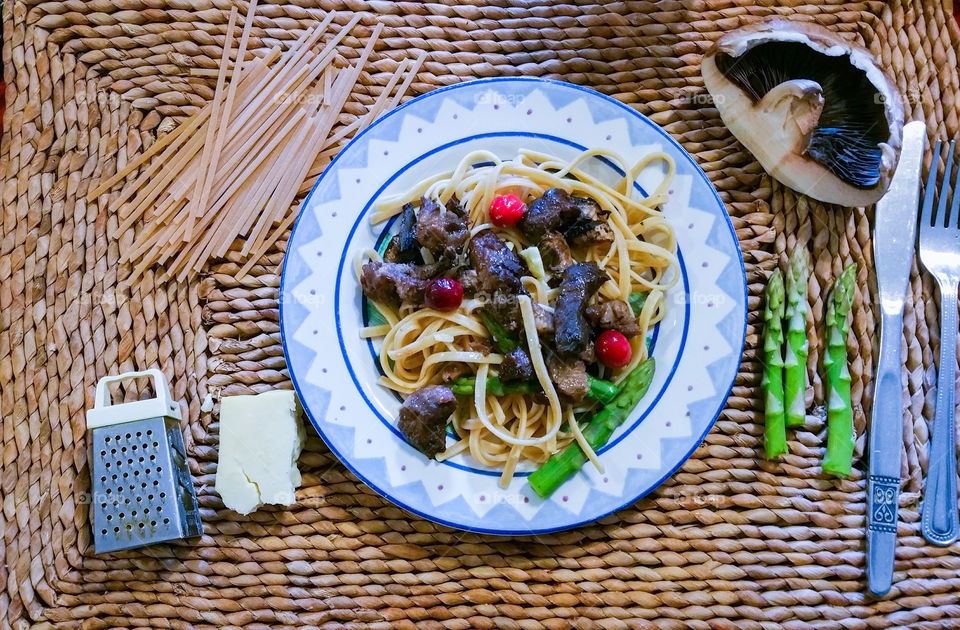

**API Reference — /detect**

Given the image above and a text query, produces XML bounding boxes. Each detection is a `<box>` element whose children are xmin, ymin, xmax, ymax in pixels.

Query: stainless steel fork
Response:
<box><xmin>919</xmin><ymin>140</ymin><xmax>960</xmax><ymax>546</ymax></box>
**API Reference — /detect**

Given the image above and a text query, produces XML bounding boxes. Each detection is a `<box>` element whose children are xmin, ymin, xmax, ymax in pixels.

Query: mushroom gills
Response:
<box><xmin>715</xmin><ymin>42</ymin><xmax>888</xmax><ymax>189</ymax></box>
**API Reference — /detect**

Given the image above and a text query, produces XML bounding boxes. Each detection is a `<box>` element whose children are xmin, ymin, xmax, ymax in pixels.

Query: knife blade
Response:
<box><xmin>867</xmin><ymin>120</ymin><xmax>926</xmax><ymax>596</ymax></box>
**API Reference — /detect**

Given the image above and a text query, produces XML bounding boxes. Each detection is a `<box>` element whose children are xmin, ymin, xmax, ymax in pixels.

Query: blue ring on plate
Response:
<box><xmin>350</xmin><ymin>133</ymin><xmax>691</xmax><ymax>476</ymax></box>
<box><xmin>280</xmin><ymin>77</ymin><xmax>747</xmax><ymax>535</ymax></box>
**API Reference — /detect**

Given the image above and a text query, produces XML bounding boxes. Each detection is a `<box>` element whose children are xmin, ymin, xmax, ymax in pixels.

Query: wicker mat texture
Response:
<box><xmin>3</xmin><ymin>0</ymin><xmax>960</xmax><ymax>627</ymax></box>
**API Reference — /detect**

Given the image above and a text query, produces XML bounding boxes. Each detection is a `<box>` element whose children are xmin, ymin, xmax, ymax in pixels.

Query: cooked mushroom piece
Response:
<box><xmin>701</xmin><ymin>20</ymin><xmax>903</xmax><ymax>207</ymax></box>
<box><xmin>397</xmin><ymin>385</ymin><xmax>457</xmax><ymax>458</ymax></box>
<box><xmin>383</xmin><ymin>203</ymin><xmax>423</xmax><ymax>264</ymax></box>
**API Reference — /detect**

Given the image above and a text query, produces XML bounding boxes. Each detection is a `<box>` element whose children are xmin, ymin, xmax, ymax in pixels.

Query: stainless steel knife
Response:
<box><xmin>867</xmin><ymin>120</ymin><xmax>926</xmax><ymax>596</ymax></box>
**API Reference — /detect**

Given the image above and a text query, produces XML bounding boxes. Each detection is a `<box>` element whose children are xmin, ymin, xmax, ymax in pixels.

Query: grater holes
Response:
<box><xmin>96</xmin><ymin>419</ymin><xmax>187</xmax><ymax>547</ymax></box>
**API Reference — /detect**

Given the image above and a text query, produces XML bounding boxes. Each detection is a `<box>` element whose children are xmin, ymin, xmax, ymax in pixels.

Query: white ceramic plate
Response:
<box><xmin>280</xmin><ymin>78</ymin><xmax>746</xmax><ymax>534</ymax></box>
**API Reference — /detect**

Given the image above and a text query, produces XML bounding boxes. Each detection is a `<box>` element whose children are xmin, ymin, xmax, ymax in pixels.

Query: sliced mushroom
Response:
<box><xmin>701</xmin><ymin>20</ymin><xmax>904</xmax><ymax>207</ymax></box>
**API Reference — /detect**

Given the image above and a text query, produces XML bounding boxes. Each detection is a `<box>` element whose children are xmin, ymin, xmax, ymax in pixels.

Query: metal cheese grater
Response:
<box><xmin>86</xmin><ymin>369</ymin><xmax>203</xmax><ymax>553</ymax></box>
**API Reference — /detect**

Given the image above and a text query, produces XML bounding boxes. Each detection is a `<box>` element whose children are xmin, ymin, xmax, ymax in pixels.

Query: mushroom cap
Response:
<box><xmin>702</xmin><ymin>20</ymin><xmax>904</xmax><ymax>207</ymax></box>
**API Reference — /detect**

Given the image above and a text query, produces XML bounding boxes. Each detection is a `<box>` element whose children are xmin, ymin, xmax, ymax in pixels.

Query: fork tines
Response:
<box><xmin>921</xmin><ymin>140</ymin><xmax>960</xmax><ymax>228</ymax></box>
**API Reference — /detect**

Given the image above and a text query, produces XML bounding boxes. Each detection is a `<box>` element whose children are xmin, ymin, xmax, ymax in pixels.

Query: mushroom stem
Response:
<box><xmin>757</xmin><ymin>79</ymin><xmax>824</xmax><ymax>137</ymax></box>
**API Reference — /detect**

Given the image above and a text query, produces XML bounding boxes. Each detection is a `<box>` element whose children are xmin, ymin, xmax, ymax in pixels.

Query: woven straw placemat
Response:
<box><xmin>3</xmin><ymin>0</ymin><xmax>960</xmax><ymax>627</ymax></box>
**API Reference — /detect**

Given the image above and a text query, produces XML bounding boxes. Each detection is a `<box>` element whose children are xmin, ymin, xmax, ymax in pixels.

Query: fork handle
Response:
<box><xmin>922</xmin><ymin>280</ymin><xmax>960</xmax><ymax>546</ymax></box>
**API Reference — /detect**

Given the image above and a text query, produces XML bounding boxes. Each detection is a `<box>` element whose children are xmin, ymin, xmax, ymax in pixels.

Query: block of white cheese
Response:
<box><xmin>216</xmin><ymin>390</ymin><xmax>305</xmax><ymax>515</ymax></box>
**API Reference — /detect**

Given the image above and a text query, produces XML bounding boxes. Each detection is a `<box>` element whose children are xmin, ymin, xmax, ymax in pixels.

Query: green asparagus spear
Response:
<box><xmin>628</xmin><ymin>291</ymin><xmax>648</xmax><ymax>317</ymax></box>
<box><xmin>528</xmin><ymin>358</ymin><xmax>655</xmax><ymax>498</ymax></box>
<box><xmin>762</xmin><ymin>268</ymin><xmax>787</xmax><ymax>458</ymax></box>
<box><xmin>450</xmin><ymin>375</ymin><xmax>619</xmax><ymax>403</ymax></box>
<box><xmin>822</xmin><ymin>263</ymin><xmax>856</xmax><ymax>477</ymax></box>
<box><xmin>478</xmin><ymin>310</ymin><xmax>519</xmax><ymax>353</ymax></box>
<box><xmin>367</xmin><ymin>236</ymin><xmax>396</xmax><ymax>327</ymax></box>
<box><xmin>627</xmin><ymin>292</ymin><xmax>657</xmax><ymax>353</ymax></box>
<box><xmin>783</xmin><ymin>249</ymin><xmax>809</xmax><ymax>427</ymax></box>
<box><xmin>587</xmin><ymin>376</ymin><xmax>620</xmax><ymax>404</ymax></box>
<box><xmin>366</xmin><ymin>302</ymin><xmax>388</xmax><ymax>327</ymax></box>
<box><xmin>450</xmin><ymin>376</ymin><xmax>539</xmax><ymax>397</ymax></box>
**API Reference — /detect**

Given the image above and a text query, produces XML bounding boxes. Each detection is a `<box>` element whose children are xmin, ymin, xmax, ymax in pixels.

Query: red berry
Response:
<box><xmin>489</xmin><ymin>194</ymin><xmax>525</xmax><ymax>227</ymax></box>
<box><xmin>425</xmin><ymin>277</ymin><xmax>464</xmax><ymax>311</ymax></box>
<box><xmin>596</xmin><ymin>330</ymin><xmax>632</xmax><ymax>368</ymax></box>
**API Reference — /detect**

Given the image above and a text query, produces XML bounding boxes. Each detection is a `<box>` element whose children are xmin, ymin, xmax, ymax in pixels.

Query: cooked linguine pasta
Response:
<box><xmin>358</xmin><ymin>148</ymin><xmax>679</xmax><ymax>487</ymax></box>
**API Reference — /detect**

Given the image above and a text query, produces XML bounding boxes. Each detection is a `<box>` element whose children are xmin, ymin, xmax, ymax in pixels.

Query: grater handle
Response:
<box><xmin>87</xmin><ymin>369</ymin><xmax>181</xmax><ymax>429</ymax></box>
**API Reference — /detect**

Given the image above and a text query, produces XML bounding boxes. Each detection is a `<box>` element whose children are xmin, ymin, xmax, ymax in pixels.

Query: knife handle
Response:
<box><xmin>867</xmin><ymin>474</ymin><xmax>900</xmax><ymax>595</ymax></box>
<box><xmin>867</xmin><ymin>313</ymin><xmax>904</xmax><ymax>596</ymax></box>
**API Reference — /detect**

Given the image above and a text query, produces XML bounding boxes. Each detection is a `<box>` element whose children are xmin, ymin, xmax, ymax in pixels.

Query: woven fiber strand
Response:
<box><xmin>3</xmin><ymin>0</ymin><xmax>960</xmax><ymax>627</ymax></box>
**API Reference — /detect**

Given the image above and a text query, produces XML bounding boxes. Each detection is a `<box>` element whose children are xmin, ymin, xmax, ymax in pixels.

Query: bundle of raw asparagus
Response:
<box><xmin>762</xmin><ymin>250</ymin><xmax>857</xmax><ymax>477</ymax></box>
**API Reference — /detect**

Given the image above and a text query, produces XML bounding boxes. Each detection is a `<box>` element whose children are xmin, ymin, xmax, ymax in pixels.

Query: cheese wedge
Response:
<box><xmin>216</xmin><ymin>390</ymin><xmax>305</xmax><ymax>515</ymax></box>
